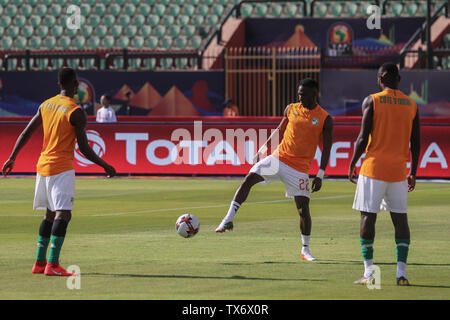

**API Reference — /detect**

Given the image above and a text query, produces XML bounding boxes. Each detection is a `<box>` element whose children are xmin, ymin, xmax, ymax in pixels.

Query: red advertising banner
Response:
<box><xmin>1</xmin><ymin>120</ymin><xmax>449</xmax><ymax>177</ymax></box>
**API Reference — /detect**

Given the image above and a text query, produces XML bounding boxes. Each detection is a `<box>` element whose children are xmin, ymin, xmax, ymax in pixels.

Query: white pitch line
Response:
<box><xmin>91</xmin><ymin>195</ymin><xmax>352</xmax><ymax>217</ymax></box>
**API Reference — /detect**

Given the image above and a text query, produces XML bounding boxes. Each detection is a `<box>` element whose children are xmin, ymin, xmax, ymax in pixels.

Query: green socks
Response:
<box><xmin>360</xmin><ymin>238</ymin><xmax>374</xmax><ymax>261</ymax></box>
<box><xmin>35</xmin><ymin>236</ymin><xmax>50</xmax><ymax>262</ymax></box>
<box><xmin>48</xmin><ymin>235</ymin><xmax>65</xmax><ymax>264</ymax></box>
<box><xmin>395</xmin><ymin>238</ymin><xmax>410</xmax><ymax>263</ymax></box>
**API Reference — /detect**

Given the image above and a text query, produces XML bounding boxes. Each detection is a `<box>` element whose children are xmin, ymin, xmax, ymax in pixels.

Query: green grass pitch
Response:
<box><xmin>0</xmin><ymin>177</ymin><xmax>449</xmax><ymax>300</ymax></box>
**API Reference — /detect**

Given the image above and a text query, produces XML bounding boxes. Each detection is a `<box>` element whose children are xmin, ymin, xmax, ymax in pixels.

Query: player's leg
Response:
<box><xmin>352</xmin><ymin>175</ymin><xmax>385</xmax><ymax>284</ymax></box>
<box><xmin>42</xmin><ymin>170</ymin><xmax>77</xmax><ymax>276</ymax></box>
<box><xmin>383</xmin><ymin>179</ymin><xmax>410</xmax><ymax>285</ymax></box>
<box><xmin>216</xmin><ymin>172</ymin><xmax>264</xmax><ymax>233</ymax></box>
<box><xmin>32</xmin><ymin>209</ymin><xmax>55</xmax><ymax>274</ymax></box>
<box><xmin>294</xmin><ymin>196</ymin><xmax>316</xmax><ymax>261</ymax></box>
<box><xmin>390</xmin><ymin>212</ymin><xmax>410</xmax><ymax>285</ymax></box>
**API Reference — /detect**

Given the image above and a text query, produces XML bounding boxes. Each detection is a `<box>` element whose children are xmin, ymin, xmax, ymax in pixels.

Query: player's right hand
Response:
<box><xmin>348</xmin><ymin>164</ymin><xmax>358</xmax><ymax>184</ymax></box>
<box><xmin>104</xmin><ymin>164</ymin><xmax>116</xmax><ymax>178</ymax></box>
<box><xmin>2</xmin><ymin>158</ymin><xmax>14</xmax><ymax>177</ymax></box>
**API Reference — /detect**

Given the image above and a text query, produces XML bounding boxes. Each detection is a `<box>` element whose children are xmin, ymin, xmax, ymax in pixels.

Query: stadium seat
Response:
<box><xmin>133</xmin><ymin>15</ymin><xmax>146</xmax><ymax>27</ymax></box>
<box><xmin>20</xmin><ymin>4</ymin><xmax>32</xmax><ymax>17</ymax></box>
<box><xmin>405</xmin><ymin>3</ymin><xmax>418</xmax><ymax>16</ymax></box>
<box><xmin>15</xmin><ymin>37</ymin><xmax>27</xmax><ymax>50</ymax></box>
<box><xmin>26</xmin><ymin>37</ymin><xmax>39</xmax><ymax>49</ymax></box>
<box><xmin>87</xmin><ymin>36</ymin><xmax>100</xmax><ymax>49</ymax></box>
<box><xmin>140</xmin><ymin>25</ymin><xmax>152</xmax><ymax>38</ymax></box>
<box><xmin>52</xmin><ymin>25</ymin><xmax>63</xmax><ymax>38</ymax></box>
<box><xmin>161</xmin><ymin>58</ymin><xmax>173</xmax><ymax>69</ymax></box>
<box><xmin>344</xmin><ymin>2</ymin><xmax>359</xmax><ymax>17</ymax></box>
<box><xmin>124</xmin><ymin>4</ymin><xmax>136</xmax><ymax>16</ymax></box>
<box><xmin>111</xmin><ymin>26</ymin><xmax>122</xmax><ymax>38</ymax></box>
<box><xmin>44</xmin><ymin>36</ymin><xmax>56</xmax><ymax>49</ymax></box>
<box><xmin>7</xmin><ymin>26</ymin><xmax>19</xmax><ymax>39</ymax></box>
<box><xmin>131</xmin><ymin>36</ymin><xmax>144</xmax><ymax>49</ymax></box>
<box><xmin>34</xmin><ymin>4</ymin><xmax>47</xmax><ymax>17</ymax></box>
<box><xmin>118</xmin><ymin>15</ymin><xmax>131</xmax><ymax>27</ymax></box>
<box><xmin>183</xmin><ymin>4</ymin><xmax>195</xmax><ymax>16</ymax></box>
<box><xmin>169</xmin><ymin>4</ymin><xmax>181</xmax><ymax>16</ymax></box>
<box><xmin>80</xmin><ymin>4</ymin><xmax>91</xmax><ymax>17</ymax></box>
<box><xmin>67</xmin><ymin>59</ymin><xmax>79</xmax><ymax>69</ymax></box>
<box><xmin>148</xmin><ymin>15</ymin><xmax>160</xmax><ymax>27</ymax></box>
<box><xmin>212</xmin><ymin>4</ymin><xmax>225</xmax><ymax>16</ymax></box>
<box><xmin>41</xmin><ymin>0</ymin><xmax>52</xmax><ymax>6</ymax></box>
<box><xmin>329</xmin><ymin>2</ymin><xmax>343</xmax><ymax>17</ymax></box>
<box><xmin>145</xmin><ymin>36</ymin><xmax>158</xmax><ymax>49</ymax></box>
<box><xmin>177</xmin><ymin>15</ymin><xmax>190</xmax><ymax>27</ymax></box>
<box><xmin>50</xmin><ymin>4</ymin><xmax>62</xmax><ymax>17</ymax></box>
<box><xmin>5</xmin><ymin>5</ymin><xmax>18</xmax><ymax>17</ymax></box>
<box><xmin>184</xmin><ymin>25</ymin><xmax>196</xmax><ymax>38</ymax></box>
<box><xmin>102</xmin><ymin>36</ymin><xmax>115</xmax><ymax>49</ymax></box>
<box><xmin>154</xmin><ymin>25</ymin><xmax>166</xmax><ymax>39</ymax></box>
<box><xmin>103</xmin><ymin>15</ymin><xmax>115</xmax><ymax>27</ymax></box>
<box><xmin>138</xmin><ymin>3</ymin><xmax>151</xmax><ymax>16</ymax></box>
<box><xmin>190</xmin><ymin>35</ymin><xmax>202</xmax><ymax>49</ymax></box>
<box><xmin>14</xmin><ymin>16</ymin><xmax>27</xmax><ymax>28</ymax></box>
<box><xmin>81</xmin><ymin>26</ymin><xmax>93</xmax><ymax>38</ymax></box>
<box><xmin>94</xmin><ymin>4</ymin><xmax>106</xmax><ymax>16</ymax></box>
<box><xmin>162</xmin><ymin>16</ymin><xmax>175</xmax><ymax>27</ymax></box>
<box><xmin>0</xmin><ymin>16</ymin><xmax>11</xmax><ymax>28</ymax></box>
<box><xmin>125</xmin><ymin>26</ymin><xmax>137</xmax><ymax>38</ymax></box>
<box><xmin>58</xmin><ymin>36</ymin><xmax>71</xmax><ymax>49</ymax></box>
<box><xmin>390</xmin><ymin>3</ymin><xmax>404</xmax><ymax>16</ymax></box>
<box><xmin>174</xmin><ymin>36</ymin><xmax>188</xmax><ymax>49</ymax></box>
<box><xmin>444</xmin><ymin>33</ymin><xmax>450</xmax><ymax>48</ymax></box>
<box><xmin>255</xmin><ymin>4</ymin><xmax>268</xmax><ymax>17</ymax></box>
<box><xmin>29</xmin><ymin>15</ymin><xmax>40</xmax><ymax>28</ymax></box>
<box><xmin>284</xmin><ymin>4</ymin><xmax>298</xmax><ymax>17</ymax></box>
<box><xmin>115</xmin><ymin>0</ymin><xmax>126</xmax><ymax>6</ymax></box>
<box><xmin>37</xmin><ymin>26</ymin><xmax>48</xmax><ymax>38</ymax></box>
<box><xmin>73</xmin><ymin>37</ymin><xmax>85</xmax><ymax>49</ymax></box>
<box><xmin>108</xmin><ymin>4</ymin><xmax>120</xmax><ymax>16</ymax></box>
<box><xmin>169</xmin><ymin>25</ymin><xmax>181</xmax><ymax>38</ymax></box>
<box><xmin>240</xmin><ymin>4</ymin><xmax>253</xmax><ymax>17</ymax></box>
<box><xmin>192</xmin><ymin>16</ymin><xmax>204</xmax><ymax>27</ymax></box>
<box><xmin>197</xmin><ymin>4</ymin><xmax>209</xmax><ymax>16</ymax></box>
<box><xmin>95</xmin><ymin>26</ymin><xmax>107</xmax><ymax>38</ymax></box>
<box><xmin>27</xmin><ymin>0</ymin><xmax>38</xmax><ymax>6</ymax></box>
<box><xmin>160</xmin><ymin>36</ymin><xmax>173</xmax><ymax>49</ymax></box>
<box><xmin>206</xmin><ymin>15</ymin><xmax>219</xmax><ymax>27</ymax></box>
<box><xmin>117</xmin><ymin>36</ymin><xmax>130</xmax><ymax>49</ymax></box>
<box><xmin>66</xmin><ymin>27</ymin><xmax>77</xmax><ymax>38</ymax></box>
<box><xmin>22</xmin><ymin>26</ymin><xmax>34</xmax><ymax>38</ymax></box>
<box><xmin>44</xmin><ymin>16</ymin><xmax>56</xmax><ymax>28</ymax></box>
<box><xmin>154</xmin><ymin>4</ymin><xmax>166</xmax><ymax>16</ymax></box>
<box><xmin>2</xmin><ymin>36</ymin><xmax>13</xmax><ymax>50</ymax></box>
<box><xmin>175</xmin><ymin>58</ymin><xmax>188</xmax><ymax>69</ymax></box>
<box><xmin>314</xmin><ymin>2</ymin><xmax>327</xmax><ymax>17</ymax></box>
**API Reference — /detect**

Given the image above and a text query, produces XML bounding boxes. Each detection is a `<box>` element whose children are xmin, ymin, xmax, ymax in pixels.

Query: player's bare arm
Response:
<box><xmin>70</xmin><ymin>108</ymin><xmax>116</xmax><ymax>178</ymax></box>
<box><xmin>348</xmin><ymin>95</ymin><xmax>374</xmax><ymax>184</ymax></box>
<box><xmin>311</xmin><ymin>115</ymin><xmax>333</xmax><ymax>192</ymax></box>
<box><xmin>253</xmin><ymin>105</ymin><xmax>290</xmax><ymax>163</ymax></box>
<box><xmin>2</xmin><ymin>109</ymin><xmax>42</xmax><ymax>177</ymax></box>
<box><xmin>408</xmin><ymin>110</ymin><xmax>421</xmax><ymax>192</ymax></box>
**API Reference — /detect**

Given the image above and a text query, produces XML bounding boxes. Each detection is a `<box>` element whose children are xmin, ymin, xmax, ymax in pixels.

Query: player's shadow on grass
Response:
<box><xmin>84</xmin><ymin>272</ymin><xmax>325</xmax><ymax>282</ymax></box>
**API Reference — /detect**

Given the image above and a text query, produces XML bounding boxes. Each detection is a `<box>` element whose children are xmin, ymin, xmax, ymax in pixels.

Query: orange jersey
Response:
<box><xmin>360</xmin><ymin>88</ymin><xmax>417</xmax><ymax>182</ymax></box>
<box><xmin>36</xmin><ymin>95</ymin><xmax>81</xmax><ymax>176</ymax></box>
<box><xmin>273</xmin><ymin>103</ymin><xmax>329</xmax><ymax>173</ymax></box>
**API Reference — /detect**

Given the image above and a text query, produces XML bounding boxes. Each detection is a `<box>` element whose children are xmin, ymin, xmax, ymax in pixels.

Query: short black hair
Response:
<box><xmin>378</xmin><ymin>63</ymin><xmax>399</xmax><ymax>79</ymax></box>
<box><xmin>102</xmin><ymin>94</ymin><xmax>111</xmax><ymax>101</ymax></box>
<box><xmin>298</xmin><ymin>78</ymin><xmax>319</xmax><ymax>90</ymax></box>
<box><xmin>58</xmin><ymin>67</ymin><xmax>77</xmax><ymax>86</ymax></box>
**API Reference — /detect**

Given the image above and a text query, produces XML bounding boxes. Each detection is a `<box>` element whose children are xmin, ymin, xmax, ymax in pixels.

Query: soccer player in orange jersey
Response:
<box><xmin>349</xmin><ymin>63</ymin><xmax>420</xmax><ymax>286</ymax></box>
<box><xmin>2</xmin><ymin>68</ymin><xmax>116</xmax><ymax>276</ymax></box>
<box><xmin>216</xmin><ymin>79</ymin><xmax>333</xmax><ymax>261</ymax></box>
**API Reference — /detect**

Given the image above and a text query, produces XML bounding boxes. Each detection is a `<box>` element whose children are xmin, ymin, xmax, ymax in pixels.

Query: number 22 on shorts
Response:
<box><xmin>299</xmin><ymin>178</ymin><xmax>310</xmax><ymax>191</ymax></box>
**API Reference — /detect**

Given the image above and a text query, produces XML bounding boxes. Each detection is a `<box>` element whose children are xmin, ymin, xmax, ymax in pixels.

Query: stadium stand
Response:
<box><xmin>0</xmin><ymin>0</ymin><xmax>449</xmax><ymax>71</ymax></box>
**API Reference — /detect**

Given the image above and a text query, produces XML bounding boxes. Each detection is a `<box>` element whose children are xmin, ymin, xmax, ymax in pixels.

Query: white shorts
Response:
<box><xmin>33</xmin><ymin>169</ymin><xmax>76</xmax><ymax>211</ymax></box>
<box><xmin>249</xmin><ymin>155</ymin><xmax>310</xmax><ymax>198</ymax></box>
<box><xmin>352</xmin><ymin>174</ymin><xmax>408</xmax><ymax>214</ymax></box>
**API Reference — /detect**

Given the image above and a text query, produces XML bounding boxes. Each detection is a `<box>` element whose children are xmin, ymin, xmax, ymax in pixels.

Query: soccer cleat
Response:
<box><xmin>397</xmin><ymin>276</ymin><xmax>410</xmax><ymax>286</ymax></box>
<box><xmin>215</xmin><ymin>220</ymin><xmax>234</xmax><ymax>233</ymax></box>
<box><xmin>32</xmin><ymin>261</ymin><xmax>47</xmax><ymax>274</ymax></box>
<box><xmin>301</xmin><ymin>251</ymin><xmax>317</xmax><ymax>261</ymax></box>
<box><xmin>44</xmin><ymin>263</ymin><xmax>78</xmax><ymax>277</ymax></box>
<box><xmin>354</xmin><ymin>275</ymin><xmax>375</xmax><ymax>285</ymax></box>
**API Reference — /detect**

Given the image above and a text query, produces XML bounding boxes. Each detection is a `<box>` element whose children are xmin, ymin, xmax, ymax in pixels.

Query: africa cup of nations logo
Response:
<box><xmin>74</xmin><ymin>130</ymin><xmax>106</xmax><ymax>166</ymax></box>
<box><xmin>328</xmin><ymin>23</ymin><xmax>353</xmax><ymax>56</ymax></box>
<box><xmin>74</xmin><ymin>78</ymin><xmax>95</xmax><ymax>106</ymax></box>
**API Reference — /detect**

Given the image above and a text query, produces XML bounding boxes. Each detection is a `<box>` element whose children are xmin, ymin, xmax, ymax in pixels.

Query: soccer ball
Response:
<box><xmin>175</xmin><ymin>214</ymin><xmax>200</xmax><ymax>238</ymax></box>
